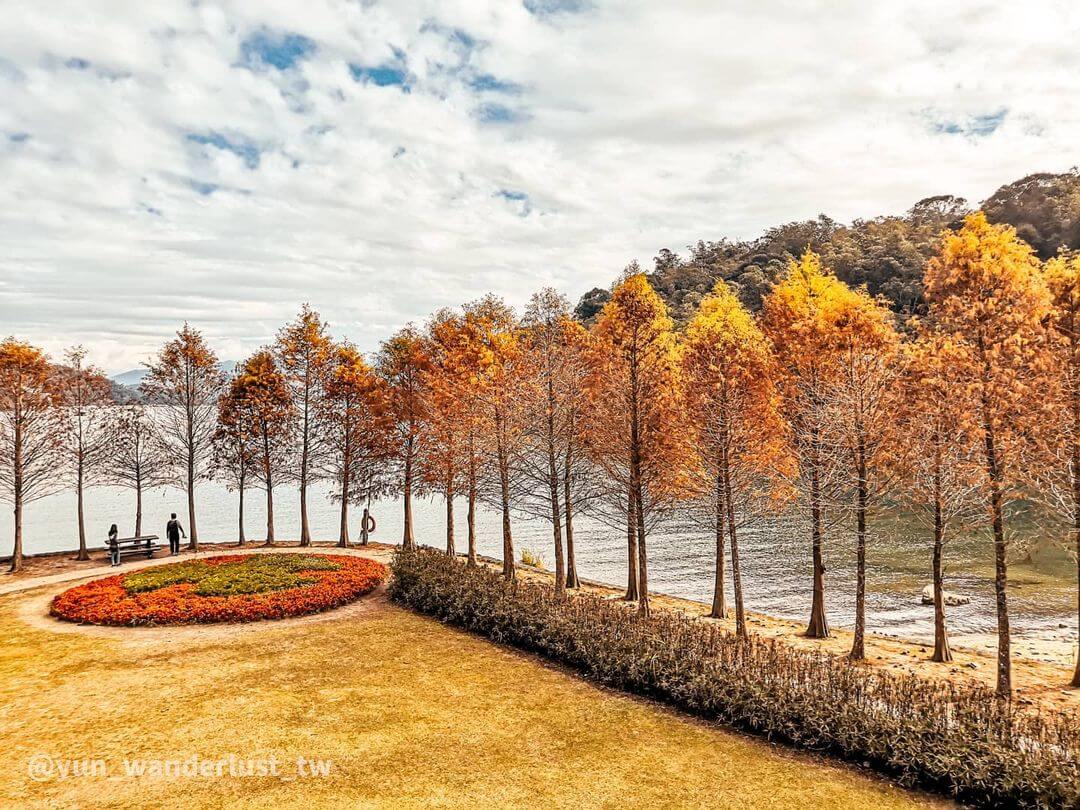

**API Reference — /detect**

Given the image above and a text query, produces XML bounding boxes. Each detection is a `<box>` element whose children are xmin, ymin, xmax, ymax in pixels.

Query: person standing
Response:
<box><xmin>108</xmin><ymin>524</ymin><xmax>120</xmax><ymax>566</ymax></box>
<box><xmin>166</xmin><ymin>513</ymin><xmax>186</xmax><ymax>555</ymax></box>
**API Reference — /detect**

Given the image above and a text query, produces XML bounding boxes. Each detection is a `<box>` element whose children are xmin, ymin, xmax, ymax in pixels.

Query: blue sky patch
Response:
<box><xmin>350</xmin><ymin>63</ymin><xmax>410</xmax><ymax>90</ymax></box>
<box><xmin>929</xmin><ymin>108</ymin><xmax>1008</xmax><ymax>138</ymax></box>
<box><xmin>188</xmin><ymin>179</ymin><xmax>220</xmax><ymax>196</ymax></box>
<box><xmin>469</xmin><ymin>74</ymin><xmax>521</xmax><ymax>94</ymax></box>
<box><xmin>186</xmin><ymin>132</ymin><xmax>261</xmax><ymax>169</ymax></box>
<box><xmin>240</xmin><ymin>31</ymin><xmax>316</xmax><ymax>71</ymax></box>
<box><xmin>7</xmin><ymin>132</ymin><xmax>30</xmax><ymax>143</ymax></box>
<box><xmin>495</xmin><ymin>188</ymin><xmax>532</xmax><ymax>216</ymax></box>
<box><xmin>523</xmin><ymin>0</ymin><xmax>588</xmax><ymax>17</ymax></box>
<box><xmin>476</xmin><ymin>103</ymin><xmax>525</xmax><ymax>124</ymax></box>
<box><xmin>65</xmin><ymin>57</ymin><xmax>91</xmax><ymax>70</ymax></box>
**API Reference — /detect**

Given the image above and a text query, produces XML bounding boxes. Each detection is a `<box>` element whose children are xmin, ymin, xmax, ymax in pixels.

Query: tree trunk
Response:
<box><xmin>10</xmin><ymin>425</ymin><xmax>22</xmax><ymax>573</ymax></box>
<box><xmin>467</xmin><ymin>468</ymin><xmax>477</xmax><ymax>567</ymax></box>
<box><xmin>402</xmin><ymin>439</ymin><xmax>415</xmax><ymax>551</ymax></box>
<box><xmin>299</xmin><ymin>471</ymin><xmax>311</xmax><ymax>546</ymax></box>
<box><xmin>1069</xmin><ymin>375</ymin><xmax>1080</xmax><ymax>687</ymax></box>
<box><xmin>981</xmin><ymin>395</ymin><xmax>1011</xmax><ymax>697</ymax></box>
<box><xmin>499</xmin><ymin>451</ymin><xmax>514</xmax><ymax>580</ymax></box>
<box><xmin>187</xmin><ymin>453</ymin><xmax>198</xmax><ymax>551</ymax></box>
<box><xmin>635</xmin><ymin>481</ymin><xmax>650</xmax><ymax>618</ymax></box>
<box><xmin>722</xmin><ymin>445</ymin><xmax>747</xmax><ymax>638</ymax></box>
<box><xmin>266</xmin><ymin>481</ymin><xmax>275</xmax><ymax>545</ymax></box>
<box><xmin>710</xmin><ymin>473</ymin><xmax>726</xmax><ymax>619</ymax></box>
<box><xmin>547</xmin><ymin>435</ymin><xmax>565</xmax><ymax>598</ymax></box>
<box><xmin>75</xmin><ymin>461</ymin><xmax>89</xmax><ymax>561</ymax></box>
<box><xmin>564</xmin><ymin>445</ymin><xmax>580</xmax><ymax>589</ymax></box>
<box><xmin>237</xmin><ymin>474</ymin><xmax>246</xmax><ymax>546</ymax></box>
<box><xmin>10</xmin><ymin>498</ymin><xmax>22</xmax><ymax>573</ymax></box>
<box><xmin>445</xmin><ymin>489</ymin><xmax>455</xmax><ymax>557</ymax></box>
<box><xmin>806</xmin><ymin>429</ymin><xmax>829</xmax><ymax>638</ymax></box>
<box><xmin>135</xmin><ymin>481</ymin><xmax>143</xmax><ymax>538</ymax></box>
<box><xmin>625</xmin><ymin>486</ymin><xmax>639</xmax><ymax>600</ymax></box>
<box><xmin>299</xmin><ymin>390</ymin><xmax>312</xmax><ymax>547</ymax></box>
<box><xmin>338</xmin><ymin>453</ymin><xmax>350</xmax><ymax>548</ymax></box>
<box><xmin>931</xmin><ymin>492</ymin><xmax>952</xmax><ymax>662</ymax></box>
<box><xmin>850</xmin><ymin>445</ymin><xmax>868</xmax><ymax>661</ymax></box>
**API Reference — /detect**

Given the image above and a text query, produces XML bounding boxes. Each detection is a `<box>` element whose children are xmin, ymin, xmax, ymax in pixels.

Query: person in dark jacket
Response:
<box><xmin>108</xmin><ymin>524</ymin><xmax>120</xmax><ymax>566</ymax></box>
<box><xmin>166</xmin><ymin>514</ymin><xmax>186</xmax><ymax>555</ymax></box>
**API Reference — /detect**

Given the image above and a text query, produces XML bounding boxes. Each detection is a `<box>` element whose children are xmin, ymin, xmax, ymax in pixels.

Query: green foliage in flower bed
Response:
<box><xmin>389</xmin><ymin>547</ymin><xmax>1080</xmax><ymax>808</ymax></box>
<box><xmin>123</xmin><ymin>554</ymin><xmax>341</xmax><ymax>597</ymax></box>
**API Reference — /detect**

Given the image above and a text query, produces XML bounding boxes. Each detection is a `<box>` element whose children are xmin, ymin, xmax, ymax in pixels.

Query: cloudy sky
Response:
<box><xmin>2</xmin><ymin>1</ymin><xmax>1079</xmax><ymax>373</ymax></box>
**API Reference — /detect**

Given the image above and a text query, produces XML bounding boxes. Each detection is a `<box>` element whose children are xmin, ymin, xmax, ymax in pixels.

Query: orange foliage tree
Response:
<box><xmin>923</xmin><ymin>212</ymin><xmax>1057</xmax><ymax>697</ymax></box>
<box><xmin>518</xmin><ymin>289</ymin><xmax>591</xmax><ymax>596</ymax></box>
<box><xmin>142</xmin><ymin>324</ymin><xmax>225</xmax><ymax>551</ymax></box>
<box><xmin>421</xmin><ymin>310</ymin><xmax>471</xmax><ymax>557</ymax></box>
<box><xmin>276</xmin><ymin>305</ymin><xmax>333</xmax><ymax>547</ymax></box>
<box><xmin>56</xmin><ymin>346</ymin><xmax>115</xmax><ymax>560</ymax></box>
<box><xmin>681</xmin><ymin>282</ymin><xmax>791</xmax><ymax>635</ymax></box>
<box><xmin>828</xmin><ymin>289</ymin><xmax>901</xmax><ymax>660</ymax></box>
<box><xmin>377</xmin><ymin>327</ymin><xmax>430</xmax><ymax>550</ymax></box>
<box><xmin>212</xmin><ymin>372</ymin><xmax>254</xmax><ymax>545</ymax></box>
<box><xmin>891</xmin><ymin>329</ymin><xmax>982</xmax><ymax>663</ymax></box>
<box><xmin>0</xmin><ymin>339</ymin><xmax>62</xmax><ymax>572</ymax></box>
<box><xmin>234</xmin><ymin>350</ymin><xmax>294</xmax><ymax>544</ymax></box>
<box><xmin>465</xmin><ymin>295</ymin><xmax>527</xmax><ymax>580</ymax></box>
<box><xmin>760</xmin><ymin>250</ymin><xmax>859</xmax><ymax>639</ymax></box>
<box><xmin>1035</xmin><ymin>252</ymin><xmax>1080</xmax><ymax>687</ymax></box>
<box><xmin>583</xmin><ymin>273</ymin><xmax>693</xmax><ymax>617</ymax></box>
<box><xmin>320</xmin><ymin>342</ymin><xmax>392</xmax><ymax>548</ymax></box>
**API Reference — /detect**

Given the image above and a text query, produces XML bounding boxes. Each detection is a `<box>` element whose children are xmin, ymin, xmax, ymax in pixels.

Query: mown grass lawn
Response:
<box><xmin>0</xmin><ymin>580</ymin><xmax>945</xmax><ymax>808</ymax></box>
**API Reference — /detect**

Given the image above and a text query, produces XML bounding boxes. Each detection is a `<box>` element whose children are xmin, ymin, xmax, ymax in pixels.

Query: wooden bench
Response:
<box><xmin>105</xmin><ymin>535</ymin><xmax>161</xmax><ymax>565</ymax></box>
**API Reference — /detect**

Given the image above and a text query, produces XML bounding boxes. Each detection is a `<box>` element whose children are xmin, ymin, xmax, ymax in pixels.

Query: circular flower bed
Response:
<box><xmin>50</xmin><ymin>553</ymin><xmax>388</xmax><ymax>626</ymax></box>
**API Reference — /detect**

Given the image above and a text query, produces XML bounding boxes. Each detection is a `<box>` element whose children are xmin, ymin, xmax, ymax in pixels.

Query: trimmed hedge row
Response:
<box><xmin>389</xmin><ymin>547</ymin><xmax>1079</xmax><ymax>808</ymax></box>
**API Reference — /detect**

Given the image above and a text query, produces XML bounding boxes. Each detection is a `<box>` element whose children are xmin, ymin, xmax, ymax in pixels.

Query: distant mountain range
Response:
<box><xmin>110</xmin><ymin>360</ymin><xmax>237</xmax><ymax>400</ymax></box>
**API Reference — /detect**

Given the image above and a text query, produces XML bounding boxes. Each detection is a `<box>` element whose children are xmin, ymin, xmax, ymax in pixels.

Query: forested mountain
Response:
<box><xmin>575</xmin><ymin>169</ymin><xmax>1080</xmax><ymax>325</ymax></box>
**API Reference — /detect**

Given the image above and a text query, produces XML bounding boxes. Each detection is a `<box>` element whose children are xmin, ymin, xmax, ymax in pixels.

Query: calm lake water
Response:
<box><xmin>3</xmin><ymin>479</ymin><xmax>1076</xmax><ymax>649</ymax></box>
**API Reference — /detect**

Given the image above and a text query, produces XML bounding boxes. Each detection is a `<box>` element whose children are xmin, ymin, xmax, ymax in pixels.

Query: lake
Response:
<box><xmin>3</xmin><ymin>478</ymin><xmax>1076</xmax><ymax>650</ymax></box>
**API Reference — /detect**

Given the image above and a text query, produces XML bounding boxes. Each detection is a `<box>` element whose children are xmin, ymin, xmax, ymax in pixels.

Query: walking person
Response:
<box><xmin>107</xmin><ymin>523</ymin><xmax>120</xmax><ymax>566</ymax></box>
<box><xmin>166</xmin><ymin>513</ymin><xmax>186</xmax><ymax>556</ymax></box>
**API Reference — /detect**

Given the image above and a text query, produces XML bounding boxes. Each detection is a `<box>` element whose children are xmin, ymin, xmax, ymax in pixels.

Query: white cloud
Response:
<box><xmin>1</xmin><ymin>0</ymin><xmax>1079</xmax><ymax>372</ymax></box>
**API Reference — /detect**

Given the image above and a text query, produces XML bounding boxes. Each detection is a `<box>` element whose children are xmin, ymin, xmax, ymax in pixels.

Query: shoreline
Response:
<box><xmin>5</xmin><ymin>538</ymin><xmax>1078</xmax><ymax>716</ymax></box>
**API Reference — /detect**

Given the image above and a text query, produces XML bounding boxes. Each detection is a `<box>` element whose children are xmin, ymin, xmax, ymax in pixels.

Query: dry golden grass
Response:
<box><xmin>0</xmin><ymin>577</ymin><xmax>946</xmax><ymax>809</ymax></box>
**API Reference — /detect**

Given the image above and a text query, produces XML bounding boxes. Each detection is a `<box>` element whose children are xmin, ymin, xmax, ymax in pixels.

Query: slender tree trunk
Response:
<box><xmin>564</xmin><ymin>443</ymin><xmax>580</xmax><ymax>589</ymax></box>
<box><xmin>238</xmin><ymin>474</ymin><xmax>246</xmax><ymax>546</ymax></box>
<box><xmin>187</xmin><ymin>414</ymin><xmax>198</xmax><ymax>550</ymax></box>
<box><xmin>932</xmin><ymin>487</ymin><xmax>952</xmax><ymax>662</ymax></box>
<box><xmin>1069</xmin><ymin>370</ymin><xmax>1080</xmax><ymax>687</ymax></box>
<box><xmin>338</xmin><ymin>489</ymin><xmax>349</xmax><ymax>547</ymax></box>
<box><xmin>299</xmin><ymin>385</ymin><xmax>312</xmax><ymax>547</ymax></box>
<box><xmin>266</xmin><ymin>478</ymin><xmax>275</xmax><ymax>545</ymax></box>
<box><xmin>187</xmin><ymin>459</ymin><xmax>198</xmax><ymax>551</ymax></box>
<box><xmin>710</xmin><ymin>473</ymin><xmax>726</xmax><ymax>619</ymax></box>
<box><xmin>722</xmin><ymin>444</ymin><xmax>747</xmax><ymax>638</ymax></box>
<box><xmin>981</xmin><ymin>394</ymin><xmax>1011</xmax><ymax>697</ymax></box>
<box><xmin>625</xmin><ymin>486</ymin><xmax>639</xmax><ymax>600</ymax></box>
<box><xmin>635</xmin><ymin>482</ymin><xmax>649</xmax><ymax>618</ymax></box>
<box><xmin>135</xmin><ymin>479</ymin><xmax>143</xmax><ymax>538</ymax></box>
<box><xmin>467</xmin><ymin>455</ymin><xmax>477</xmax><ymax>567</ymax></box>
<box><xmin>851</xmin><ymin>444</ymin><xmax>868</xmax><ymax>660</ymax></box>
<box><xmin>75</xmin><ymin>460</ymin><xmax>89</xmax><ymax>561</ymax></box>
<box><xmin>10</xmin><ymin>425</ymin><xmax>23</xmax><ymax>573</ymax></box>
<box><xmin>338</xmin><ymin>438</ymin><xmax>350</xmax><ymax>548</ymax></box>
<box><xmin>498</xmin><ymin>437</ymin><xmax>514</xmax><ymax>580</ymax></box>
<box><xmin>445</xmin><ymin>487</ymin><xmax>456</xmax><ymax>557</ymax></box>
<box><xmin>547</xmin><ymin>431</ymin><xmax>565</xmax><ymax>597</ymax></box>
<box><xmin>402</xmin><ymin>437</ymin><xmax>415</xmax><ymax>551</ymax></box>
<box><xmin>807</xmin><ymin>428</ymin><xmax>829</xmax><ymax>638</ymax></box>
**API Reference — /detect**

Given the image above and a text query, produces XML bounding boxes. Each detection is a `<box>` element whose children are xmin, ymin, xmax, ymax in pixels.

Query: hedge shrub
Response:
<box><xmin>390</xmin><ymin>547</ymin><xmax>1079</xmax><ymax>808</ymax></box>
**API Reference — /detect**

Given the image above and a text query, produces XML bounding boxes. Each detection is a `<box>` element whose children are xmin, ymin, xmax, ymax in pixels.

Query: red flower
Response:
<box><xmin>50</xmin><ymin>555</ymin><xmax>388</xmax><ymax>626</ymax></box>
